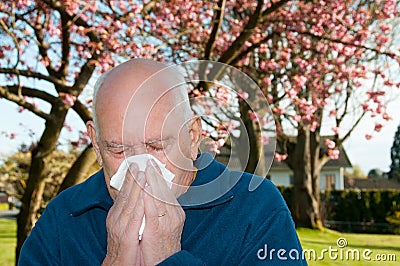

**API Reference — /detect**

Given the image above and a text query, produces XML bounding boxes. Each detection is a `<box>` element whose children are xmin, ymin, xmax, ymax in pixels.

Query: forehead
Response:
<box><xmin>95</xmin><ymin>64</ymin><xmax>186</xmax><ymax>143</ymax></box>
<box><xmin>122</xmin><ymin>92</ymin><xmax>184</xmax><ymax>143</ymax></box>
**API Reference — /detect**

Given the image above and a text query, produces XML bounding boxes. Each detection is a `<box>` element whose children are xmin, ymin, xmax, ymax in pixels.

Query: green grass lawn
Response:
<box><xmin>297</xmin><ymin>227</ymin><xmax>400</xmax><ymax>265</ymax></box>
<box><xmin>0</xmin><ymin>219</ymin><xmax>17</xmax><ymax>266</ymax></box>
<box><xmin>0</xmin><ymin>218</ymin><xmax>399</xmax><ymax>265</ymax></box>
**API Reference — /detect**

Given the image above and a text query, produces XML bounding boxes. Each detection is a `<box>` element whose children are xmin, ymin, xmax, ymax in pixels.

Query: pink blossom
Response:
<box><xmin>374</xmin><ymin>123</ymin><xmax>383</xmax><ymax>132</ymax></box>
<box><xmin>331</xmin><ymin>127</ymin><xmax>340</xmax><ymax>135</ymax></box>
<box><xmin>324</xmin><ymin>139</ymin><xmax>336</xmax><ymax>149</ymax></box>
<box><xmin>365</xmin><ymin>134</ymin><xmax>373</xmax><ymax>140</ymax></box>
<box><xmin>274</xmin><ymin>153</ymin><xmax>288</xmax><ymax>162</ymax></box>
<box><xmin>382</xmin><ymin>113</ymin><xmax>392</xmax><ymax>121</ymax></box>
<box><xmin>64</xmin><ymin>124</ymin><xmax>73</xmax><ymax>132</ymax></box>
<box><xmin>327</xmin><ymin>149</ymin><xmax>340</xmax><ymax>160</ymax></box>
<box><xmin>237</xmin><ymin>90</ymin><xmax>249</xmax><ymax>101</ymax></box>
<box><xmin>261</xmin><ymin>135</ymin><xmax>270</xmax><ymax>145</ymax></box>
<box><xmin>310</xmin><ymin>121</ymin><xmax>319</xmax><ymax>132</ymax></box>
<box><xmin>61</xmin><ymin>93</ymin><xmax>77</xmax><ymax>107</ymax></box>
<box><xmin>249</xmin><ymin>111</ymin><xmax>260</xmax><ymax>122</ymax></box>
<box><xmin>273</xmin><ymin>107</ymin><xmax>286</xmax><ymax>115</ymax></box>
<box><xmin>217</xmin><ymin>138</ymin><xmax>225</xmax><ymax>147</ymax></box>
<box><xmin>207</xmin><ymin>140</ymin><xmax>220</xmax><ymax>154</ymax></box>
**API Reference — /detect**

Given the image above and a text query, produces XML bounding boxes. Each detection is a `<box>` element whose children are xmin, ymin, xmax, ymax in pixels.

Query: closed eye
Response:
<box><xmin>146</xmin><ymin>143</ymin><xmax>163</xmax><ymax>152</ymax></box>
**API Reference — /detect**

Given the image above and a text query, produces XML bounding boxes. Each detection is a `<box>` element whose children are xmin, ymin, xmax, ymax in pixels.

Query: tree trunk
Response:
<box><xmin>16</xmin><ymin>106</ymin><xmax>68</xmax><ymax>263</ymax></box>
<box><xmin>235</xmin><ymin>100</ymin><xmax>266</xmax><ymax>176</ymax></box>
<box><xmin>57</xmin><ymin>145</ymin><xmax>97</xmax><ymax>194</ymax></box>
<box><xmin>291</xmin><ymin>128</ymin><xmax>321</xmax><ymax>229</ymax></box>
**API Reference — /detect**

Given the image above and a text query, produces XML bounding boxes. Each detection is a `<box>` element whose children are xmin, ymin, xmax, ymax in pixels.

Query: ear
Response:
<box><xmin>188</xmin><ymin>116</ymin><xmax>202</xmax><ymax>160</ymax></box>
<box><xmin>86</xmin><ymin>121</ymin><xmax>103</xmax><ymax>166</ymax></box>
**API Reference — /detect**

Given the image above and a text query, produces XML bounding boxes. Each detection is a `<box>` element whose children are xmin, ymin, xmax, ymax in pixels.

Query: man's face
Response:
<box><xmin>95</xmin><ymin>91</ymin><xmax>195</xmax><ymax>196</ymax></box>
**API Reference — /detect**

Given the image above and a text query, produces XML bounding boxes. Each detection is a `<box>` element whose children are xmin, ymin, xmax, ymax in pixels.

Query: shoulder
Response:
<box><xmin>230</xmin><ymin>170</ymin><xmax>289</xmax><ymax>214</ymax></box>
<box><xmin>46</xmin><ymin>169</ymin><xmax>111</xmax><ymax>216</ymax></box>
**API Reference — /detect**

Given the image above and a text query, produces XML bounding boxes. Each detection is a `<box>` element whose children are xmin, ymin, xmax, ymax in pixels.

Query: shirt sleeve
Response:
<box><xmin>157</xmin><ymin>250</ymin><xmax>205</xmax><ymax>266</ymax></box>
<box><xmin>18</xmin><ymin>202</ymin><xmax>60</xmax><ymax>266</ymax></box>
<box><xmin>238</xmin><ymin>208</ymin><xmax>308</xmax><ymax>265</ymax></box>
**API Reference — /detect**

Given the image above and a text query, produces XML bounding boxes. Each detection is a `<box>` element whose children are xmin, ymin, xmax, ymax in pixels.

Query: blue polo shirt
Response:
<box><xmin>19</xmin><ymin>153</ymin><xmax>306</xmax><ymax>265</ymax></box>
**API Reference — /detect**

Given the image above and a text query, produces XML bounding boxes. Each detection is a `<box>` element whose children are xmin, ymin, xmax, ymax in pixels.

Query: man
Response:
<box><xmin>19</xmin><ymin>59</ymin><xmax>306</xmax><ymax>265</ymax></box>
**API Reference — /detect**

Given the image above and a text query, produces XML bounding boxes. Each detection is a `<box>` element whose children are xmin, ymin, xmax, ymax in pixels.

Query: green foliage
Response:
<box><xmin>344</xmin><ymin>165</ymin><xmax>367</xmax><ymax>179</ymax></box>
<box><xmin>278</xmin><ymin>187</ymin><xmax>400</xmax><ymax>234</ymax></box>
<box><xmin>0</xmin><ymin>150</ymin><xmax>76</xmax><ymax>211</ymax></box>
<box><xmin>389</xmin><ymin>124</ymin><xmax>400</xmax><ymax>182</ymax></box>
<box><xmin>386</xmin><ymin>201</ymin><xmax>400</xmax><ymax>234</ymax></box>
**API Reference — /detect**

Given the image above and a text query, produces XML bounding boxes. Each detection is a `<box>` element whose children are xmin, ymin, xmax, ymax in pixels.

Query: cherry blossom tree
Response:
<box><xmin>0</xmin><ymin>0</ymin><xmax>168</xmax><ymax>257</ymax></box>
<box><xmin>1</xmin><ymin>0</ymin><xmax>399</xmax><ymax>259</ymax></box>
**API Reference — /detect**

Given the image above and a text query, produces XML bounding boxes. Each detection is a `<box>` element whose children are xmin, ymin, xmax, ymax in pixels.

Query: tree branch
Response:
<box><xmin>0</xmin><ymin>86</ymin><xmax>52</xmax><ymax>121</ymax></box>
<box><xmin>0</xmin><ymin>68</ymin><xmax>69</xmax><ymax>90</ymax></box>
<box><xmin>4</xmin><ymin>85</ymin><xmax>58</xmax><ymax>104</ymax></box>
<box><xmin>203</xmin><ymin>0</ymin><xmax>226</xmax><ymax>60</ymax></box>
<box><xmin>218</xmin><ymin>0</ymin><xmax>264</xmax><ymax>64</ymax></box>
<box><xmin>59</xmin><ymin>11</ymin><xmax>71</xmax><ymax>78</ymax></box>
<box><xmin>261</xmin><ymin>0</ymin><xmax>291</xmax><ymax>20</ymax></box>
<box><xmin>72</xmin><ymin>100</ymin><xmax>92</xmax><ymax>123</ymax></box>
<box><xmin>230</xmin><ymin>33</ymin><xmax>275</xmax><ymax>66</ymax></box>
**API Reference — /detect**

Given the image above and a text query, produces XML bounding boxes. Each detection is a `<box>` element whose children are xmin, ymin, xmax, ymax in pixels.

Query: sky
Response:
<box><xmin>0</xmin><ymin>89</ymin><xmax>399</xmax><ymax>175</ymax></box>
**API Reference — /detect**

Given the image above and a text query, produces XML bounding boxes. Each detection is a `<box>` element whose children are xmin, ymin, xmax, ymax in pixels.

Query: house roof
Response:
<box><xmin>211</xmin><ymin>135</ymin><xmax>352</xmax><ymax>171</ymax></box>
<box><xmin>344</xmin><ymin>177</ymin><xmax>400</xmax><ymax>190</ymax></box>
<box><xmin>272</xmin><ymin>135</ymin><xmax>352</xmax><ymax>169</ymax></box>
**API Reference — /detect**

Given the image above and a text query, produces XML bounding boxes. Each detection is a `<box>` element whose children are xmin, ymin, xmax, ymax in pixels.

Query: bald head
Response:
<box><xmin>87</xmin><ymin>59</ymin><xmax>202</xmax><ymax>199</ymax></box>
<box><xmin>92</xmin><ymin>58</ymin><xmax>192</xmax><ymax>139</ymax></box>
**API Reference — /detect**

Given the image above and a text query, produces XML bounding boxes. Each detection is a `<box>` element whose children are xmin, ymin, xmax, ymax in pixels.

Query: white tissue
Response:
<box><xmin>110</xmin><ymin>154</ymin><xmax>175</xmax><ymax>240</ymax></box>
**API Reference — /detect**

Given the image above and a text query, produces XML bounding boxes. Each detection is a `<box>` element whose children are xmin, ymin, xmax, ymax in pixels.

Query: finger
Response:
<box><xmin>143</xmin><ymin>185</ymin><xmax>161</xmax><ymax>218</ymax></box>
<box><xmin>145</xmin><ymin>159</ymin><xmax>177</xmax><ymax>205</ymax></box>
<box><xmin>115</xmin><ymin>164</ymin><xmax>146</xmax><ymax>222</ymax></box>
<box><xmin>142</xmin><ymin>186</ymin><xmax>161</xmax><ymax>238</ymax></box>
<box><xmin>126</xmin><ymin>178</ymin><xmax>145</xmax><ymax>240</ymax></box>
<box><xmin>107</xmin><ymin>163</ymin><xmax>139</xmax><ymax>226</ymax></box>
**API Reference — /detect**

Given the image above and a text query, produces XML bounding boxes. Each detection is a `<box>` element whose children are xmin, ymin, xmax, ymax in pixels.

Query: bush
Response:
<box><xmin>277</xmin><ymin>186</ymin><xmax>400</xmax><ymax>234</ymax></box>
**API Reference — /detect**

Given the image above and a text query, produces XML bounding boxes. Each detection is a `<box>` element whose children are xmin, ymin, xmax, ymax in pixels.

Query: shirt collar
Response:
<box><xmin>178</xmin><ymin>153</ymin><xmax>238</xmax><ymax>209</ymax></box>
<box><xmin>70</xmin><ymin>169</ymin><xmax>113</xmax><ymax>216</ymax></box>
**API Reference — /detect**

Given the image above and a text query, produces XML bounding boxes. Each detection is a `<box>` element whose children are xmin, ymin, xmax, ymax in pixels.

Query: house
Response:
<box><xmin>212</xmin><ymin>136</ymin><xmax>352</xmax><ymax>191</ymax></box>
<box><xmin>269</xmin><ymin>148</ymin><xmax>352</xmax><ymax>191</ymax></box>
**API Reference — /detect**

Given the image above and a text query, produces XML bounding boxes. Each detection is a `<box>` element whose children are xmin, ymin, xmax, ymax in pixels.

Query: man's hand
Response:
<box><xmin>140</xmin><ymin>159</ymin><xmax>186</xmax><ymax>265</ymax></box>
<box><xmin>103</xmin><ymin>163</ymin><xmax>146</xmax><ymax>266</ymax></box>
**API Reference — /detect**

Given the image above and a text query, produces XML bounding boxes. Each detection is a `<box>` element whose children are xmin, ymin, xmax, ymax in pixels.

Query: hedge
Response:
<box><xmin>277</xmin><ymin>186</ymin><xmax>400</xmax><ymax>234</ymax></box>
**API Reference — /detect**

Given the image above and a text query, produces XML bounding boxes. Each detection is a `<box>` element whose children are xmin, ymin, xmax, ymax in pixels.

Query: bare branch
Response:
<box><xmin>72</xmin><ymin>100</ymin><xmax>92</xmax><ymax>123</ymax></box>
<box><xmin>0</xmin><ymin>16</ymin><xmax>21</xmax><ymax>69</ymax></box>
<box><xmin>0</xmin><ymin>68</ymin><xmax>69</xmax><ymax>90</ymax></box>
<box><xmin>4</xmin><ymin>85</ymin><xmax>58</xmax><ymax>104</ymax></box>
<box><xmin>338</xmin><ymin>111</ymin><xmax>367</xmax><ymax>146</ymax></box>
<box><xmin>0</xmin><ymin>86</ymin><xmax>52</xmax><ymax>121</ymax></box>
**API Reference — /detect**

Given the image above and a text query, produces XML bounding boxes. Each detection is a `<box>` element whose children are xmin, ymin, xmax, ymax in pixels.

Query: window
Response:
<box><xmin>325</xmin><ymin>174</ymin><xmax>336</xmax><ymax>191</ymax></box>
